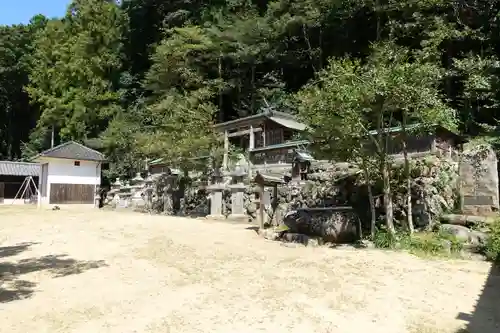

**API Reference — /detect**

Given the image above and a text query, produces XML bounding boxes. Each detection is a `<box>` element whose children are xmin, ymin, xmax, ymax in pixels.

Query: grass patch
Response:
<box><xmin>373</xmin><ymin>228</ymin><xmax>464</xmax><ymax>258</ymax></box>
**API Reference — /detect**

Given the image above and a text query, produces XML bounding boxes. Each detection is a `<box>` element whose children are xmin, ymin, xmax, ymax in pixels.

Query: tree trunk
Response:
<box><xmin>382</xmin><ymin>162</ymin><xmax>396</xmax><ymax>235</ymax></box>
<box><xmin>364</xmin><ymin>169</ymin><xmax>376</xmax><ymax>239</ymax></box>
<box><xmin>401</xmin><ymin>115</ymin><xmax>414</xmax><ymax>234</ymax></box>
<box><xmin>218</xmin><ymin>53</ymin><xmax>223</xmax><ymax>122</ymax></box>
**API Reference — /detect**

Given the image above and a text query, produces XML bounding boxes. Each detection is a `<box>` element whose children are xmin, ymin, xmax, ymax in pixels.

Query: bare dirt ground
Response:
<box><xmin>0</xmin><ymin>206</ymin><xmax>499</xmax><ymax>333</ymax></box>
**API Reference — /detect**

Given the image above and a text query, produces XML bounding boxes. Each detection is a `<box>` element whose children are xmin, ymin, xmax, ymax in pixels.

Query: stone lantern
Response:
<box><xmin>130</xmin><ymin>172</ymin><xmax>146</xmax><ymax>209</ymax></box>
<box><xmin>94</xmin><ymin>186</ymin><xmax>101</xmax><ymax>208</ymax></box>
<box><xmin>138</xmin><ymin>173</ymin><xmax>154</xmax><ymax>212</ymax></box>
<box><xmin>228</xmin><ymin>163</ymin><xmax>247</xmax><ymax>222</ymax></box>
<box><xmin>206</xmin><ymin>167</ymin><xmax>225</xmax><ymax>219</ymax></box>
<box><xmin>118</xmin><ymin>181</ymin><xmax>133</xmax><ymax>208</ymax></box>
<box><xmin>106</xmin><ymin>178</ymin><xmax>122</xmax><ymax>206</ymax></box>
<box><xmin>162</xmin><ymin>168</ymin><xmax>180</xmax><ymax>215</ymax></box>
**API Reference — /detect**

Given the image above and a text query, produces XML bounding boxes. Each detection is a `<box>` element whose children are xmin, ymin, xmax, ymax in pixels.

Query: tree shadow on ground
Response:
<box><xmin>455</xmin><ymin>264</ymin><xmax>500</xmax><ymax>333</ymax></box>
<box><xmin>245</xmin><ymin>226</ymin><xmax>259</xmax><ymax>234</ymax></box>
<box><xmin>0</xmin><ymin>243</ymin><xmax>107</xmax><ymax>303</ymax></box>
<box><xmin>0</xmin><ymin>242</ymin><xmax>39</xmax><ymax>258</ymax></box>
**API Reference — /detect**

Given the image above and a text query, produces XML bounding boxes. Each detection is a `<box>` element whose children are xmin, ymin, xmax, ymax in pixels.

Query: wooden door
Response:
<box><xmin>49</xmin><ymin>183</ymin><xmax>94</xmax><ymax>204</ymax></box>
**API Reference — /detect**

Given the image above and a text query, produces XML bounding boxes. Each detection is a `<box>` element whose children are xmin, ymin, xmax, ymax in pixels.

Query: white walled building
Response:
<box><xmin>33</xmin><ymin>141</ymin><xmax>105</xmax><ymax>205</ymax></box>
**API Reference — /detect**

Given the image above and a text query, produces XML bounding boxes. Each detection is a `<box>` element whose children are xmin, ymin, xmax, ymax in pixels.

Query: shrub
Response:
<box><xmin>484</xmin><ymin>218</ymin><xmax>500</xmax><ymax>262</ymax></box>
<box><xmin>372</xmin><ymin>228</ymin><xmax>463</xmax><ymax>257</ymax></box>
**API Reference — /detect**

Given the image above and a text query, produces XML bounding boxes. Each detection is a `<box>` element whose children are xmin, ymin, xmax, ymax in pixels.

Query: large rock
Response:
<box><xmin>440</xmin><ymin>224</ymin><xmax>471</xmax><ymax>242</ymax></box>
<box><xmin>282</xmin><ymin>233</ymin><xmax>323</xmax><ymax>247</ymax></box>
<box><xmin>460</xmin><ymin>145</ymin><xmax>499</xmax><ymax>216</ymax></box>
<box><xmin>410</xmin><ymin>157</ymin><xmax>459</xmax><ymax>228</ymax></box>
<box><xmin>440</xmin><ymin>214</ymin><xmax>492</xmax><ymax>226</ymax></box>
<box><xmin>283</xmin><ymin>208</ymin><xmax>359</xmax><ymax>243</ymax></box>
<box><xmin>439</xmin><ymin>224</ymin><xmax>489</xmax><ymax>247</ymax></box>
<box><xmin>258</xmin><ymin>228</ymin><xmax>282</xmax><ymax>241</ymax></box>
<box><xmin>469</xmin><ymin>230</ymin><xmax>489</xmax><ymax>246</ymax></box>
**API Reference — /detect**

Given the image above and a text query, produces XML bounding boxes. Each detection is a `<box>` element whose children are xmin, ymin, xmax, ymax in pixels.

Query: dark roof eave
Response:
<box><xmin>214</xmin><ymin>110</ymin><xmax>298</xmax><ymax>130</ymax></box>
<box><xmin>37</xmin><ymin>155</ymin><xmax>106</xmax><ymax>162</ymax></box>
<box><xmin>368</xmin><ymin>124</ymin><xmax>468</xmax><ymax>143</ymax></box>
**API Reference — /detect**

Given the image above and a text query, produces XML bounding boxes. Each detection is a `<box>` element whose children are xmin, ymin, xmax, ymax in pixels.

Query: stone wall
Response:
<box><xmin>104</xmin><ymin>152</ymin><xmax>467</xmax><ymax>243</ymax></box>
<box><xmin>269</xmin><ymin>156</ymin><xmax>460</xmax><ymax>234</ymax></box>
<box><xmin>392</xmin><ymin>156</ymin><xmax>459</xmax><ymax>228</ymax></box>
<box><xmin>460</xmin><ymin>145</ymin><xmax>499</xmax><ymax>216</ymax></box>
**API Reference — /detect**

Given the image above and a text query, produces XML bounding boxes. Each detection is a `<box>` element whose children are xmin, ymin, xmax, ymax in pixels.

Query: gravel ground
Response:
<box><xmin>0</xmin><ymin>206</ymin><xmax>498</xmax><ymax>333</ymax></box>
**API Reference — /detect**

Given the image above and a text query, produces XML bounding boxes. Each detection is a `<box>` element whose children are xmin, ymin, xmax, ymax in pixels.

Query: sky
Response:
<box><xmin>0</xmin><ymin>0</ymin><xmax>70</xmax><ymax>25</ymax></box>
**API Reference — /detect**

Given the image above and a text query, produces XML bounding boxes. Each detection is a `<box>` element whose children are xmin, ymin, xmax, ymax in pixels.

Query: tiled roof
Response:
<box><xmin>0</xmin><ymin>161</ymin><xmax>40</xmax><ymax>176</ymax></box>
<box><xmin>36</xmin><ymin>141</ymin><xmax>106</xmax><ymax>161</ymax></box>
<box><xmin>214</xmin><ymin>110</ymin><xmax>307</xmax><ymax>131</ymax></box>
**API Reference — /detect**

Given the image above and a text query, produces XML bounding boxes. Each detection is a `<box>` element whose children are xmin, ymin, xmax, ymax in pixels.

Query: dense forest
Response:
<box><xmin>1</xmin><ymin>0</ymin><xmax>500</xmax><ymax>179</ymax></box>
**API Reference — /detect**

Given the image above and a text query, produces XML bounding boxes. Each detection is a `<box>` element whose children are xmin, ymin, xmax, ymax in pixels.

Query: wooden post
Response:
<box><xmin>51</xmin><ymin>125</ymin><xmax>55</xmax><ymax>148</ymax></box>
<box><xmin>249</xmin><ymin>125</ymin><xmax>255</xmax><ymax>150</ymax></box>
<box><xmin>272</xmin><ymin>184</ymin><xmax>278</xmax><ymax>226</ymax></box>
<box><xmin>254</xmin><ymin>172</ymin><xmax>265</xmax><ymax>229</ymax></box>
<box><xmin>262</xmin><ymin>123</ymin><xmax>266</xmax><ymax>147</ymax></box>
<box><xmin>248</xmin><ymin>125</ymin><xmax>254</xmax><ymax>179</ymax></box>
<box><xmin>458</xmin><ymin>143</ymin><xmax>464</xmax><ymax>212</ymax></box>
<box><xmin>223</xmin><ymin>130</ymin><xmax>229</xmax><ymax>171</ymax></box>
<box><xmin>431</xmin><ymin>137</ymin><xmax>437</xmax><ymax>153</ymax></box>
<box><xmin>258</xmin><ymin>183</ymin><xmax>264</xmax><ymax>229</ymax></box>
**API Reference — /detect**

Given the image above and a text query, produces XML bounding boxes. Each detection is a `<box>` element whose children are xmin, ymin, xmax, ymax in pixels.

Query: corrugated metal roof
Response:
<box><xmin>0</xmin><ymin>161</ymin><xmax>40</xmax><ymax>176</ymax></box>
<box><xmin>250</xmin><ymin>140</ymin><xmax>310</xmax><ymax>152</ymax></box>
<box><xmin>269</xmin><ymin>116</ymin><xmax>307</xmax><ymax>131</ymax></box>
<box><xmin>294</xmin><ymin>151</ymin><xmax>314</xmax><ymax>161</ymax></box>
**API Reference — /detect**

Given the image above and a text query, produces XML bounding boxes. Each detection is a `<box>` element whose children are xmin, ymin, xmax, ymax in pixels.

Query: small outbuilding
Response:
<box><xmin>0</xmin><ymin>161</ymin><xmax>40</xmax><ymax>204</ymax></box>
<box><xmin>33</xmin><ymin>141</ymin><xmax>105</xmax><ymax>205</ymax></box>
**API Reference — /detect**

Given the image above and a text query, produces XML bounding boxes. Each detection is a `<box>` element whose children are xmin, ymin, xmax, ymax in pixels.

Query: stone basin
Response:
<box><xmin>283</xmin><ymin>206</ymin><xmax>360</xmax><ymax>243</ymax></box>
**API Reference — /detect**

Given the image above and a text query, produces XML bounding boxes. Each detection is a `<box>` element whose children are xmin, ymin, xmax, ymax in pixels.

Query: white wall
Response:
<box><xmin>36</xmin><ymin>157</ymin><xmax>101</xmax><ymax>204</ymax></box>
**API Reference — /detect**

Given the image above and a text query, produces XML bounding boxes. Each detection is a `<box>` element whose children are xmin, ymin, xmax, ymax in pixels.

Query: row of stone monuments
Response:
<box><xmin>206</xmin><ymin>165</ymin><xmax>248</xmax><ymax>221</ymax></box>
<box><xmin>105</xmin><ymin>172</ymin><xmax>154</xmax><ymax>210</ymax></box>
<box><xmin>102</xmin><ymin>164</ymin><xmax>252</xmax><ymax>222</ymax></box>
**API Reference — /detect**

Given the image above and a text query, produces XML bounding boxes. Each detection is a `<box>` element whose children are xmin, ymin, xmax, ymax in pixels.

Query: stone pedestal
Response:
<box><xmin>228</xmin><ymin>183</ymin><xmax>247</xmax><ymax>222</ymax></box>
<box><xmin>207</xmin><ymin>183</ymin><xmax>225</xmax><ymax>219</ymax></box>
<box><xmin>94</xmin><ymin>193</ymin><xmax>101</xmax><ymax>208</ymax></box>
<box><xmin>117</xmin><ymin>193</ymin><xmax>132</xmax><ymax>209</ymax></box>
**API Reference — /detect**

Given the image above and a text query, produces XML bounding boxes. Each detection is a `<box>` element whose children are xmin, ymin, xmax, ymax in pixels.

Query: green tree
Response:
<box><xmin>26</xmin><ymin>0</ymin><xmax>126</xmax><ymax>151</ymax></box>
<box><xmin>297</xmin><ymin>42</ymin><xmax>456</xmax><ymax>236</ymax></box>
<box><xmin>0</xmin><ymin>16</ymin><xmax>47</xmax><ymax>159</ymax></box>
<box><xmin>129</xmin><ymin>25</ymin><xmax>224</xmax><ymax>170</ymax></box>
<box><xmin>296</xmin><ymin>54</ymin><xmax>389</xmax><ymax>236</ymax></box>
<box><xmin>135</xmin><ymin>88</ymin><xmax>222</xmax><ymax>170</ymax></box>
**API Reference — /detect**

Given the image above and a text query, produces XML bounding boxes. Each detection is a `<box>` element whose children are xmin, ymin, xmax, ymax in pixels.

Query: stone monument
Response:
<box><xmin>460</xmin><ymin>145</ymin><xmax>500</xmax><ymax>215</ymax></box>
